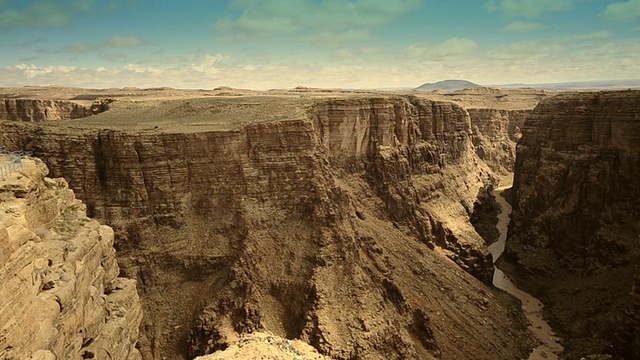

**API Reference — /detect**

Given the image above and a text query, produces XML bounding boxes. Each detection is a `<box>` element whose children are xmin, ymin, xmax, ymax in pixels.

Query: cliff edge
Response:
<box><xmin>0</xmin><ymin>95</ymin><xmax>535</xmax><ymax>359</ymax></box>
<box><xmin>0</xmin><ymin>157</ymin><xmax>142</xmax><ymax>359</ymax></box>
<box><xmin>504</xmin><ymin>90</ymin><xmax>640</xmax><ymax>358</ymax></box>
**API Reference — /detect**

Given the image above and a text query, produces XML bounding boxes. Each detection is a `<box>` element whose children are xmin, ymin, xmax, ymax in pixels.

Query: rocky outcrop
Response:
<box><xmin>309</xmin><ymin>97</ymin><xmax>495</xmax><ymax>281</ymax></box>
<box><xmin>504</xmin><ymin>90</ymin><xmax>640</xmax><ymax>358</ymax></box>
<box><xmin>0</xmin><ymin>158</ymin><xmax>142</xmax><ymax>359</ymax></box>
<box><xmin>467</xmin><ymin>109</ymin><xmax>530</xmax><ymax>174</ymax></box>
<box><xmin>0</xmin><ymin>99</ymin><xmax>110</xmax><ymax>121</ymax></box>
<box><xmin>194</xmin><ymin>332</ymin><xmax>329</xmax><ymax>360</ymax></box>
<box><xmin>0</xmin><ymin>96</ymin><xmax>534</xmax><ymax>359</ymax></box>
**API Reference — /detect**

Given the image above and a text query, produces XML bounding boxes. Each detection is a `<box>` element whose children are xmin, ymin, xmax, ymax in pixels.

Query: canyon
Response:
<box><xmin>2</xmin><ymin>86</ymin><xmax>636</xmax><ymax>359</ymax></box>
<box><xmin>0</xmin><ymin>87</ymin><xmax>536</xmax><ymax>359</ymax></box>
<box><xmin>503</xmin><ymin>90</ymin><xmax>640</xmax><ymax>359</ymax></box>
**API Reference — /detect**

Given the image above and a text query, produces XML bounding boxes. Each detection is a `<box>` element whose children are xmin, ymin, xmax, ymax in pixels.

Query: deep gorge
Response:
<box><xmin>2</xmin><ymin>90</ymin><xmax>637</xmax><ymax>359</ymax></box>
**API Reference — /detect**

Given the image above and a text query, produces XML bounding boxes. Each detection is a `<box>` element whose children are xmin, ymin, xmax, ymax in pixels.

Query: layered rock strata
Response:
<box><xmin>0</xmin><ymin>96</ymin><xmax>534</xmax><ymax>359</ymax></box>
<box><xmin>0</xmin><ymin>99</ymin><xmax>110</xmax><ymax>122</ymax></box>
<box><xmin>504</xmin><ymin>90</ymin><xmax>640</xmax><ymax>358</ymax></box>
<box><xmin>467</xmin><ymin>109</ymin><xmax>529</xmax><ymax>174</ymax></box>
<box><xmin>0</xmin><ymin>157</ymin><xmax>142</xmax><ymax>359</ymax></box>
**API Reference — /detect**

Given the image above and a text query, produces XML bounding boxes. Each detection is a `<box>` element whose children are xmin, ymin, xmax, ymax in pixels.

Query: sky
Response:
<box><xmin>0</xmin><ymin>0</ymin><xmax>639</xmax><ymax>89</ymax></box>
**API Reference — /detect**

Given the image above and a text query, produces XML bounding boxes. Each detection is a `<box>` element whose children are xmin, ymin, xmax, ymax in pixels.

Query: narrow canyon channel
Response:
<box><xmin>488</xmin><ymin>186</ymin><xmax>564</xmax><ymax>360</ymax></box>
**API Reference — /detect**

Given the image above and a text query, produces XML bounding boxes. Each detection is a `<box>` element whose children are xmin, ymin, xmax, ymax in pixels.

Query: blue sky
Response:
<box><xmin>0</xmin><ymin>0</ymin><xmax>638</xmax><ymax>89</ymax></box>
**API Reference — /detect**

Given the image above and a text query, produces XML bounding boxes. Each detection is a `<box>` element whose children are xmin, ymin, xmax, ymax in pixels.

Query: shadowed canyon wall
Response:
<box><xmin>0</xmin><ymin>96</ymin><xmax>534</xmax><ymax>359</ymax></box>
<box><xmin>504</xmin><ymin>90</ymin><xmax>640</xmax><ymax>358</ymax></box>
<box><xmin>0</xmin><ymin>159</ymin><xmax>141</xmax><ymax>359</ymax></box>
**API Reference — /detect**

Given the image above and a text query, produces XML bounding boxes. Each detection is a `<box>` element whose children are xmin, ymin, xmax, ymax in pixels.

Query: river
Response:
<box><xmin>487</xmin><ymin>186</ymin><xmax>564</xmax><ymax>360</ymax></box>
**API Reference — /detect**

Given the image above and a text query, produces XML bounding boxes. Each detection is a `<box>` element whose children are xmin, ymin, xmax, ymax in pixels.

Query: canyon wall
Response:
<box><xmin>504</xmin><ymin>90</ymin><xmax>640</xmax><ymax>358</ymax></box>
<box><xmin>0</xmin><ymin>99</ymin><xmax>110</xmax><ymax>121</ymax></box>
<box><xmin>0</xmin><ymin>96</ymin><xmax>534</xmax><ymax>359</ymax></box>
<box><xmin>466</xmin><ymin>109</ymin><xmax>529</xmax><ymax>174</ymax></box>
<box><xmin>0</xmin><ymin>158</ymin><xmax>142</xmax><ymax>359</ymax></box>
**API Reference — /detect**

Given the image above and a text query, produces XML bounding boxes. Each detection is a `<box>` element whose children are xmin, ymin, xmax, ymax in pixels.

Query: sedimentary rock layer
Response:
<box><xmin>505</xmin><ymin>90</ymin><xmax>640</xmax><ymax>358</ymax></box>
<box><xmin>0</xmin><ymin>99</ymin><xmax>110</xmax><ymax>122</ymax></box>
<box><xmin>0</xmin><ymin>158</ymin><xmax>142</xmax><ymax>359</ymax></box>
<box><xmin>466</xmin><ymin>109</ymin><xmax>529</xmax><ymax>174</ymax></box>
<box><xmin>0</xmin><ymin>96</ymin><xmax>533</xmax><ymax>359</ymax></box>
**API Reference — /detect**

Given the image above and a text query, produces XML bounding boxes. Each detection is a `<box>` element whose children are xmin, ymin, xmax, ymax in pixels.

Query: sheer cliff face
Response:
<box><xmin>0</xmin><ymin>96</ymin><xmax>533</xmax><ymax>359</ymax></box>
<box><xmin>506</xmin><ymin>90</ymin><xmax>640</xmax><ymax>358</ymax></box>
<box><xmin>0</xmin><ymin>99</ymin><xmax>109</xmax><ymax>121</ymax></box>
<box><xmin>466</xmin><ymin>109</ymin><xmax>529</xmax><ymax>174</ymax></box>
<box><xmin>0</xmin><ymin>159</ymin><xmax>141</xmax><ymax>360</ymax></box>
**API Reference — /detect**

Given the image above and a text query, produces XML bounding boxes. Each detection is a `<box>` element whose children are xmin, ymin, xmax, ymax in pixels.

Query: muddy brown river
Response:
<box><xmin>488</xmin><ymin>187</ymin><xmax>564</xmax><ymax>360</ymax></box>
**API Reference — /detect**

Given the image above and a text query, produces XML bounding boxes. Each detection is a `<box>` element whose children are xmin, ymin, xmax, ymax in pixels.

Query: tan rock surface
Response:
<box><xmin>194</xmin><ymin>332</ymin><xmax>329</xmax><ymax>360</ymax></box>
<box><xmin>0</xmin><ymin>91</ymin><xmax>538</xmax><ymax>359</ymax></box>
<box><xmin>0</xmin><ymin>99</ymin><xmax>110</xmax><ymax>122</ymax></box>
<box><xmin>0</xmin><ymin>158</ymin><xmax>142</xmax><ymax>359</ymax></box>
<box><xmin>503</xmin><ymin>90</ymin><xmax>640</xmax><ymax>358</ymax></box>
<box><xmin>466</xmin><ymin>108</ymin><xmax>530</xmax><ymax>175</ymax></box>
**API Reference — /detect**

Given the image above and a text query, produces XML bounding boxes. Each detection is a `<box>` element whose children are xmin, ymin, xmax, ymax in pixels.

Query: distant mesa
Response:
<box><xmin>214</xmin><ymin>86</ymin><xmax>234</xmax><ymax>91</ymax></box>
<box><xmin>415</xmin><ymin>79</ymin><xmax>480</xmax><ymax>91</ymax></box>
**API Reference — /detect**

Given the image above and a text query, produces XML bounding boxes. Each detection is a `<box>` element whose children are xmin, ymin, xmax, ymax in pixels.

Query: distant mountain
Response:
<box><xmin>415</xmin><ymin>80</ymin><xmax>479</xmax><ymax>91</ymax></box>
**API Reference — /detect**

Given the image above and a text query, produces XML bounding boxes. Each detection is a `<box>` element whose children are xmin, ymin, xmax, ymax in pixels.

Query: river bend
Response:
<box><xmin>488</xmin><ymin>187</ymin><xmax>564</xmax><ymax>360</ymax></box>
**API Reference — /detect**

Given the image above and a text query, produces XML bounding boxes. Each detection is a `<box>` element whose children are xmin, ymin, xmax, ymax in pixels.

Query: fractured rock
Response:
<box><xmin>0</xmin><ymin>158</ymin><xmax>141</xmax><ymax>360</ymax></box>
<box><xmin>504</xmin><ymin>90</ymin><xmax>640</xmax><ymax>358</ymax></box>
<box><xmin>0</xmin><ymin>94</ymin><xmax>535</xmax><ymax>359</ymax></box>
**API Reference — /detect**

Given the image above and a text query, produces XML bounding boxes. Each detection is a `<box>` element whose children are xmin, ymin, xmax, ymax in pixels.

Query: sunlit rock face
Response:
<box><xmin>505</xmin><ymin>90</ymin><xmax>640</xmax><ymax>358</ymax></box>
<box><xmin>466</xmin><ymin>108</ymin><xmax>530</xmax><ymax>174</ymax></box>
<box><xmin>0</xmin><ymin>95</ymin><xmax>534</xmax><ymax>359</ymax></box>
<box><xmin>0</xmin><ymin>158</ymin><xmax>142</xmax><ymax>360</ymax></box>
<box><xmin>0</xmin><ymin>99</ymin><xmax>110</xmax><ymax>121</ymax></box>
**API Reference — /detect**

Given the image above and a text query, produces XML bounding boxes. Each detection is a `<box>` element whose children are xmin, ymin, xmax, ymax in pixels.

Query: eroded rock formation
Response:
<box><xmin>0</xmin><ymin>96</ymin><xmax>534</xmax><ymax>359</ymax></box>
<box><xmin>0</xmin><ymin>99</ymin><xmax>111</xmax><ymax>122</ymax></box>
<box><xmin>467</xmin><ymin>108</ymin><xmax>529</xmax><ymax>174</ymax></box>
<box><xmin>0</xmin><ymin>158</ymin><xmax>142</xmax><ymax>359</ymax></box>
<box><xmin>194</xmin><ymin>332</ymin><xmax>329</xmax><ymax>360</ymax></box>
<box><xmin>504</xmin><ymin>90</ymin><xmax>640</xmax><ymax>358</ymax></box>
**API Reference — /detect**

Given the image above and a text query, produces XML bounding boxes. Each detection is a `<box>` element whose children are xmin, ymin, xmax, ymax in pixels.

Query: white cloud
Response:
<box><xmin>0</xmin><ymin>0</ymin><xmax>96</xmax><ymax>28</ymax></box>
<box><xmin>486</xmin><ymin>40</ymin><xmax>563</xmax><ymax>61</ymax></box>
<box><xmin>437</xmin><ymin>37</ymin><xmax>478</xmax><ymax>55</ymax></box>
<box><xmin>191</xmin><ymin>54</ymin><xmax>229</xmax><ymax>75</ymax></box>
<box><xmin>406</xmin><ymin>37</ymin><xmax>478</xmax><ymax>59</ymax></box>
<box><xmin>486</xmin><ymin>31</ymin><xmax>611</xmax><ymax>61</ymax></box>
<box><xmin>501</xmin><ymin>21</ymin><xmax>546</xmax><ymax>32</ymax></box>
<box><xmin>36</xmin><ymin>35</ymin><xmax>149</xmax><ymax>58</ymax></box>
<box><xmin>213</xmin><ymin>0</ymin><xmax>422</xmax><ymax>43</ymax></box>
<box><xmin>11</xmin><ymin>63</ymin><xmax>77</xmax><ymax>78</ymax></box>
<box><xmin>123</xmin><ymin>64</ymin><xmax>164</xmax><ymax>74</ymax></box>
<box><xmin>486</xmin><ymin>0</ymin><xmax>574</xmax><ymax>18</ymax></box>
<box><xmin>98</xmin><ymin>52</ymin><xmax>131</xmax><ymax>62</ymax></box>
<box><xmin>102</xmin><ymin>35</ymin><xmax>148</xmax><ymax>48</ymax></box>
<box><xmin>1</xmin><ymin>30</ymin><xmax>637</xmax><ymax>90</ymax></box>
<box><xmin>563</xmin><ymin>30</ymin><xmax>611</xmax><ymax>41</ymax></box>
<box><xmin>480</xmin><ymin>31</ymin><xmax>638</xmax><ymax>84</ymax></box>
<box><xmin>601</xmin><ymin>0</ymin><xmax>640</xmax><ymax>22</ymax></box>
<box><xmin>162</xmin><ymin>53</ymin><xmax>205</xmax><ymax>64</ymax></box>
<box><xmin>297</xmin><ymin>29</ymin><xmax>373</xmax><ymax>48</ymax></box>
